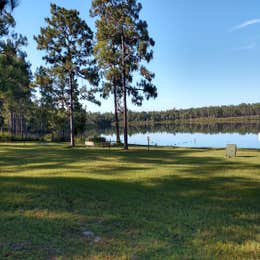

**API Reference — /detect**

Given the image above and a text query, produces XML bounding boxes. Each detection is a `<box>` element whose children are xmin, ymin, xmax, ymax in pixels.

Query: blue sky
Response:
<box><xmin>12</xmin><ymin>0</ymin><xmax>260</xmax><ymax>112</ymax></box>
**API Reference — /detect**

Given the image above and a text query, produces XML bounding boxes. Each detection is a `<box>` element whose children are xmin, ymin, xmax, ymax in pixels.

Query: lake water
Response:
<box><xmin>103</xmin><ymin>132</ymin><xmax>260</xmax><ymax>149</ymax></box>
<box><xmin>98</xmin><ymin>123</ymin><xmax>260</xmax><ymax>149</ymax></box>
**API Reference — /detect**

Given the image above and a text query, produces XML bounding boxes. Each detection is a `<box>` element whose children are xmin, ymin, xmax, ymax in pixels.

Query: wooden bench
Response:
<box><xmin>85</xmin><ymin>141</ymin><xmax>95</xmax><ymax>147</ymax></box>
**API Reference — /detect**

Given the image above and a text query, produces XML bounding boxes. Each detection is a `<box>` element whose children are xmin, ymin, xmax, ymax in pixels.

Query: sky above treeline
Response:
<box><xmin>12</xmin><ymin>0</ymin><xmax>260</xmax><ymax>112</ymax></box>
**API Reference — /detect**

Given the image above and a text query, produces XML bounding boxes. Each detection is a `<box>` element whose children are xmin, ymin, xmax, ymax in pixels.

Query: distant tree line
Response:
<box><xmin>94</xmin><ymin>122</ymin><xmax>260</xmax><ymax>136</ymax></box>
<box><xmin>86</xmin><ymin>103</ymin><xmax>260</xmax><ymax>128</ymax></box>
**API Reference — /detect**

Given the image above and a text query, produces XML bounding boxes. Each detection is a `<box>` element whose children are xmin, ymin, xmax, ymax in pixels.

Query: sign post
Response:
<box><xmin>147</xmin><ymin>136</ymin><xmax>150</xmax><ymax>151</ymax></box>
<box><xmin>226</xmin><ymin>144</ymin><xmax>237</xmax><ymax>158</ymax></box>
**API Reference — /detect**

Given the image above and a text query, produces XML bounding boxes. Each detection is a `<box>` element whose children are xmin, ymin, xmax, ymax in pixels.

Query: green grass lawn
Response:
<box><xmin>0</xmin><ymin>143</ymin><xmax>259</xmax><ymax>259</ymax></box>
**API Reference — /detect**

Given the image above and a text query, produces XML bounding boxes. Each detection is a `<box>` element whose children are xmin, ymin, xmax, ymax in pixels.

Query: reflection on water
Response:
<box><xmin>103</xmin><ymin>132</ymin><xmax>260</xmax><ymax>149</ymax></box>
<box><xmin>86</xmin><ymin>122</ymin><xmax>260</xmax><ymax>148</ymax></box>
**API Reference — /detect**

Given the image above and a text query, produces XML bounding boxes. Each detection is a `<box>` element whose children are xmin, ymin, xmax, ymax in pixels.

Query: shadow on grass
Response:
<box><xmin>0</xmin><ymin>144</ymin><xmax>259</xmax><ymax>258</ymax></box>
<box><xmin>1</xmin><ymin>144</ymin><xmax>259</xmax><ymax>176</ymax></box>
<box><xmin>236</xmin><ymin>155</ymin><xmax>257</xmax><ymax>158</ymax></box>
<box><xmin>0</xmin><ymin>175</ymin><xmax>259</xmax><ymax>258</ymax></box>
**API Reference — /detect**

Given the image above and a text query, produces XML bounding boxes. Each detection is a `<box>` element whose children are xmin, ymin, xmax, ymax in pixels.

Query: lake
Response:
<box><xmin>103</xmin><ymin>132</ymin><xmax>260</xmax><ymax>149</ymax></box>
<box><xmin>97</xmin><ymin>122</ymin><xmax>260</xmax><ymax>149</ymax></box>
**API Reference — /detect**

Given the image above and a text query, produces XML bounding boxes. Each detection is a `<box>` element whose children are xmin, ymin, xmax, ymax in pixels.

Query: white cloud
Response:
<box><xmin>230</xmin><ymin>19</ymin><xmax>260</xmax><ymax>32</ymax></box>
<box><xmin>232</xmin><ymin>43</ymin><xmax>256</xmax><ymax>51</ymax></box>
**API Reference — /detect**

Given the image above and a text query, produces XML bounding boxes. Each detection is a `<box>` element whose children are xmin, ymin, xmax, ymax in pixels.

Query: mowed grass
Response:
<box><xmin>0</xmin><ymin>143</ymin><xmax>259</xmax><ymax>259</ymax></box>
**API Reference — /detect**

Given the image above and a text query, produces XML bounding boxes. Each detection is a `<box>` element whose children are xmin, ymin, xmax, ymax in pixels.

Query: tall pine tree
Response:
<box><xmin>93</xmin><ymin>37</ymin><xmax>122</xmax><ymax>144</ymax></box>
<box><xmin>35</xmin><ymin>4</ymin><xmax>99</xmax><ymax>147</ymax></box>
<box><xmin>90</xmin><ymin>0</ymin><xmax>157</xmax><ymax>149</ymax></box>
<box><xmin>0</xmin><ymin>34</ymin><xmax>32</xmax><ymax>136</ymax></box>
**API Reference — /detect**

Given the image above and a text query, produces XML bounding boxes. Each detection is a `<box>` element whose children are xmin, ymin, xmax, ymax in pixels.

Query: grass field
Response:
<box><xmin>0</xmin><ymin>143</ymin><xmax>259</xmax><ymax>259</ymax></box>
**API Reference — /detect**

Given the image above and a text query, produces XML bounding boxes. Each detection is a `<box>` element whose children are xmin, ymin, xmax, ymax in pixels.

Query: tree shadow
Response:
<box><xmin>0</xmin><ymin>144</ymin><xmax>259</xmax><ymax>258</ymax></box>
<box><xmin>237</xmin><ymin>156</ymin><xmax>257</xmax><ymax>158</ymax></box>
<box><xmin>0</xmin><ymin>176</ymin><xmax>259</xmax><ymax>258</ymax></box>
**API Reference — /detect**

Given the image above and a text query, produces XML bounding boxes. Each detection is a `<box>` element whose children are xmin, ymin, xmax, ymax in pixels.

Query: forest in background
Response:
<box><xmin>87</xmin><ymin>102</ymin><xmax>260</xmax><ymax>128</ymax></box>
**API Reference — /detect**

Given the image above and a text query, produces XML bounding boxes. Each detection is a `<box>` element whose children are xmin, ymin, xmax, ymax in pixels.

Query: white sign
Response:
<box><xmin>226</xmin><ymin>144</ymin><xmax>237</xmax><ymax>158</ymax></box>
<box><xmin>258</xmin><ymin>133</ymin><xmax>260</xmax><ymax>142</ymax></box>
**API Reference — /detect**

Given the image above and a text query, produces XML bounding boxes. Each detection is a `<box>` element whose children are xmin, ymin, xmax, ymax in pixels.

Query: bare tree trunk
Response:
<box><xmin>69</xmin><ymin>73</ymin><xmax>75</xmax><ymax>147</ymax></box>
<box><xmin>113</xmin><ymin>86</ymin><xmax>121</xmax><ymax>144</ymax></box>
<box><xmin>9</xmin><ymin>110</ymin><xmax>15</xmax><ymax>136</ymax></box>
<box><xmin>14</xmin><ymin>113</ymin><xmax>17</xmax><ymax>136</ymax></box>
<box><xmin>8</xmin><ymin>110</ymin><xmax>12</xmax><ymax>134</ymax></box>
<box><xmin>62</xmin><ymin>128</ymin><xmax>65</xmax><ymax>142</ymax></box>
<box><xmin>40</xmin><ymin>107</ymin><xmax>44</xmax><ymax>140</ymax></box>
<box><xmin>123</xmin><ymin>87</ymin><xmax>128</xmax><ymax>150</ymax></box>
<box><xmin>121</xmin><ymin>35</ymin><xmax>128</xmax><ymax>150</ymax></box>
<box><xmin>25</xmin><ymin>122</ymin><xmax>28</xmax><ymax>139</ymax></box>
<box><xmin>20</xmin><ymin>112</ymin><xmax>23</xmax><ymax>140</ymax></box>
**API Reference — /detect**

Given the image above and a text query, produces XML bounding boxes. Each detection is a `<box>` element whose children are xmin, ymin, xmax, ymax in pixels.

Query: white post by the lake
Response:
<box><xmin>147</xmin><ymin>136</ymin><xmax>150</xmax><ymax>151</ymax></box>
<box><xmin>258</xmin><ymin>133</ymin><xmax>260</xmax><ymax>141</ymax></box>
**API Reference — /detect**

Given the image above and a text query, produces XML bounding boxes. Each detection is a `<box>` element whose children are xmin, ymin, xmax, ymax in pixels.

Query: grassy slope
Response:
<box><xmin>0</xmin><ymin>143</ymin><xmax>259</xmax><ymax>259</ymax></box>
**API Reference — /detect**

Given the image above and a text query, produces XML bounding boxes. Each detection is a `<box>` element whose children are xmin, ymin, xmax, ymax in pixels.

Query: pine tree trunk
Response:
<box><xmin>121</xmin><ymin>35</ymin><xmax>128</xmax><ymax>150</ymax></box>
<box><xmin>69</xmin><ymin>73</ymin><xmax>75</xmax><ymax>147</ymax></box>
<box><xmin>14</xmin><ymin>113</ymin><xmax>17</xmax><ymax>136</ymax></box>
<box><xmin>8</xmin><ymin>110</ymin><xmax>12</xmax><ymax>134</ymax></box>
<box><xmin>9</xmin><ymin>110</ymin><xmax>15</xmax><ymax>136</ymax></box>
<box><xmin>123</xmin><ymin>85</ymin><xmax>128</xmax><ymax>150</ymax></box>
<box><xmin>20</xmin><ymin>112</ymin><xmax>23</xmax><ymax>140</ymax></box>
<box><xmin>62</xmin><ymin>128</ymin><xmax>65</xmax><ymax>142</ymax></box>
<box><xmin>113</xmin><ymin>86</ymin><xmax>121</xmax><ymax>144</ymax></box>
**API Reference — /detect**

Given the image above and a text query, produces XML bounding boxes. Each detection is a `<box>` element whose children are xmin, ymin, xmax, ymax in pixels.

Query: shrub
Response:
<box><xmin>87</xmin><ymin>135</ymin><xmax>106</xmax><ymax>144</ymax></box>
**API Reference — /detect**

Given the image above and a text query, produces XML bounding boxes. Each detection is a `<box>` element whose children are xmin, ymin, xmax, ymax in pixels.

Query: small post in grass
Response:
<box><xmin>147</xmin><ymin>136</ymin><xmax>150</xmax><ymax>151</ymax></box>
<box><xmin>226</xmin><ymin>144</ymin><xmax>237</xmax><ymax>158</ymax></box>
